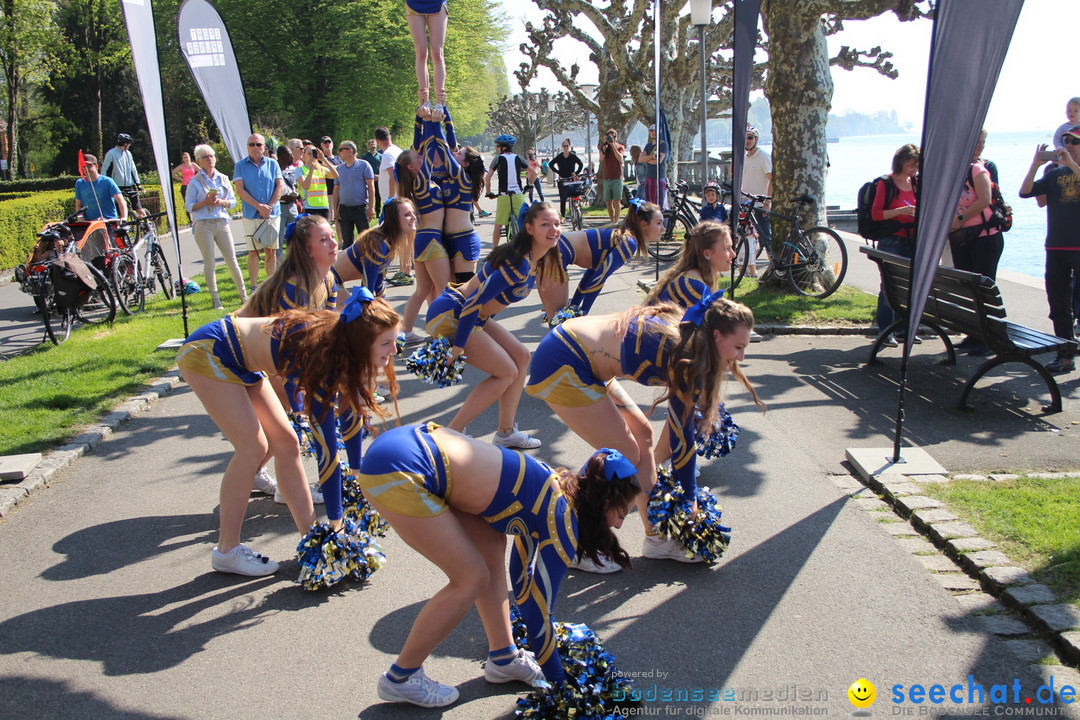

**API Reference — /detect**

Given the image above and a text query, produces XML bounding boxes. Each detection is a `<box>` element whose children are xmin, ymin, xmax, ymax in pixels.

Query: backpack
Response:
<box><xmin>968</xmin><ymin>165</ymin><xmax>1013</xmax><ymax>233</ymax></box>
<box><xmin>50</xmin><ymin>255</ymin><xmax>97</xmax><ymax>309</ymax></box>
<box><xmin>856</xmin><ymin>175</ymin><xmax>898</xmax><ymax>241</ymax></box>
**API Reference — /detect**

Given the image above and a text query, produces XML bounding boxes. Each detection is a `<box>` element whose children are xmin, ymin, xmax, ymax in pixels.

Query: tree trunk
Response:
<box><xmin>761</xmin><ymin>4</ymin><xmax>832</xmax><ymax>240</ymax></box>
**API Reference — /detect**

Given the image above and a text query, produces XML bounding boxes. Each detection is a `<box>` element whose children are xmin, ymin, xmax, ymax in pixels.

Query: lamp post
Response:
<box><xmin>690</xmin><ymin>0</ymin><xmax>711</xmax><ymax>190</ymax></box>
<box><xmin>547</xmin><ymin>97</ymin><xmax>557</xmax><ymax>160</ymax></box>
<box><xmin>579</xmin><ymin>83</ymin><xmax>599</xmax><ymax>175</ymax></box>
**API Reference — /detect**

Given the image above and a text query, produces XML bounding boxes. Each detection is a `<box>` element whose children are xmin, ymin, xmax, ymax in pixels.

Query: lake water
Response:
<box><xmin>751</xmin><ymin>130</ymin><xmax>1055</xmax><ymax>279</ymax></box>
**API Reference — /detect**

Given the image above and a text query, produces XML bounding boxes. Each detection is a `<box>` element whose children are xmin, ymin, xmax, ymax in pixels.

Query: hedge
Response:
<box><xmin>0</xmin><ymin>184</ymin><xmax>190</xmax><ymax>270</ymax></box>
<box><xmin>0</xmin><ymin>176</ymin><xmax>81</xmax><ymax>193</ymax></box>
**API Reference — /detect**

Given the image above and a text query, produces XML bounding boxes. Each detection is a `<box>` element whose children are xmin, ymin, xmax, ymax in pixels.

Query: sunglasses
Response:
<box><xmin>1064</xmin><ymin>137</ymin><xmax>1080</xmax><ymax>146</ymax></box>
<box><xmin>338</xmin><ymin>147</ymin><xmax>352</xmax><ymax>152</ymax></box>
<box><xmin>248</xmin><ymin>142</ymin><xmax>264</xmax><ymax>147</ymax></box>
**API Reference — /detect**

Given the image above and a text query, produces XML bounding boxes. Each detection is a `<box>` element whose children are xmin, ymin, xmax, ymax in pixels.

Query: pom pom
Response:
<box><xmin>510</xmin><ymin>606</ymin><xmax>636</xmax><ymax>719</ymax></box>
<box><xmin>547</xmin><ymin>304</ymin><xmax>584</xmax><ymax>327</ymax></box>
<box><xmin>695</xmin><ymin>402</ymin><xmax>740</xmax><ymax>459</ymax></box>
<box><xmin>289</xmin><ymin>412</ymin><xmax>317</xmax><ymax>458</ymax></box>
<box><xmin>404</xmin><ymin>336</ymin><xmax>467</xmax><ymax>388</ymax></box>
<box><xmin>646</xmin><ymin>466</ymin><xmax>731</xmax><ymax>565</ymax></box>
<box><xmin>295</xmin><ymin>517</ymin><xmax>386</xmax><ymax>591</ymax></box>
<box><xmin>341</xmin><ymin>475</ymin><xmax>389</xmax><ymax>537</ymax></box>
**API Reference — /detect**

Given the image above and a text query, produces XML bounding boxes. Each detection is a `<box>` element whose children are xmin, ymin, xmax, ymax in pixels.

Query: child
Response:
<box><xmin>698</xmin><ymin>181</ymin><xmax>728</xmax><ymax>223</ymax></box>
<box><xmin>1053</xmin><ymin>97</ymin><xmax>1080</xmax><ymax>149</ymax></box>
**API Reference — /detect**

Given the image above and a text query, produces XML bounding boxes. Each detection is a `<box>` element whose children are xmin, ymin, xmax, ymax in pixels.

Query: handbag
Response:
<box><xmin>250</xmin><ymin>218</ymin><xmax>277</xmax><ymax>249</ymax></box>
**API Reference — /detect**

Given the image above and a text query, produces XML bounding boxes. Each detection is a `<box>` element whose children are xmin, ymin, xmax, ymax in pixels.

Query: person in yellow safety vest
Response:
<box><xmin>297</xmin><ymin>143</ymin><xmax>339</xmax><ymax>221</ymax></box>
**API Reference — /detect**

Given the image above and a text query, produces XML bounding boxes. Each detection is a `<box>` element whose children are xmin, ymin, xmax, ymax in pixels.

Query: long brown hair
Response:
<box><xmin>489</xmin><ymin>201</ymin><xmax>566</xmax><ymax>285</ymax></box>
<box><xmin>271</xmin><ymin>301</ymin><xmax>400</xmax><ymax>421</ymax></box>
<box><xmin>245</xmin><ymin>215</ymin><xmax>329</xmax><ymax>316</ymax></box>
<box><xmin>645</xmin><ymin>221</ymin><xmax>730</xmax><ymax>305</ymax></box>
<box><xmin>355</xmin><ymin>197</ymin><xmax>416</xmax><ymax>264</ymax></box>
<box><xmin>460</xmin><ymin>146</ymin><xmax>485</xmax><ymax>201</ymax></box>
<box><xmin>394</xmin><ymin>150</ymin><xmax>420</xmax><ymax>206</ymax></box>
<box><xmin>618</xmin><ymin>299</ymin><xmax>764</xmax><ymax>432</ymax></box>
<box><xmin>613</xmin><ymin>200</ymin><xmax>660</xmax><ymax>259</ymax></box>
<box><xmin>559</xmin><ymin>452</ymin><xmax>639</xmax><ymax>570</ymax></box>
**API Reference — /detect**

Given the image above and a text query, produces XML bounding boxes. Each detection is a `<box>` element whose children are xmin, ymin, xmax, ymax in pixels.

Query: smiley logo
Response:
<box><xmin>848</xmin><ymin>678</ymin><xmax>876</xmax><ymax>708</ymax></box>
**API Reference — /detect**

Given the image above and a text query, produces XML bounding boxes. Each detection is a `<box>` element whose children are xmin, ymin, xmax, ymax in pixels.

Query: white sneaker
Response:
<box><xmin>569</xmin><ymin>553</ymin><xmax>622</xmax><ymax>574</ymax></box>
<box><xmin>493</xmin><ymin>425</ymin><xmax>542</xmax><ymax>450</ymax></box>
<box><xmin>274</xmin><ymin>484</ymin><xmax>325</xmax><ymax>505</ymax></box>
<box><xmin>211</xmin><ymin>544</ymin><xmax>279</xmax><ymax>576</ymax></box>
<box><xmin>376</xmin><ymin>667</ymin><xmax>459</xmax><ymax>708</ymax></box>
<box><xmin>252</xmin><ymin>468</ymin><xmax>277</xmax><ymax>496</ymax></box>
<box><xmin>642</xmin><ymin>535</ymin><xmax>704</xmax><ymax>563</ymax></box>
<box><xmin>750</xmin><ymin>330</ymin><xmax>762</xmax><ymax>342</ymax></box>
<box><xmin>484</xmin><ymin>648</ymin><xmax>546</xmax><ymax>687</ymax></box>
<box><xmin>398</xmin><ymin>330</ymin><xmax>425</xmax><ymax>345</ymax></box>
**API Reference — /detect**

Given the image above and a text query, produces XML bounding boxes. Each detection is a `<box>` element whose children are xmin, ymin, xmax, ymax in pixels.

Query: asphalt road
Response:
<box><xmin>3</xmin><ymin>215</ymin><xmax>1080</xmax><ymax>718</ymax></box>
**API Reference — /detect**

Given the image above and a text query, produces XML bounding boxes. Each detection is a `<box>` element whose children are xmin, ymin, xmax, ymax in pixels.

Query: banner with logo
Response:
<box><xmin>119</xmin><ymin>0</ymin><xmax>188</xmax><ymax>334</ymax></box>
<box><xmin>177</xmin><ymin>0</ymin><xmax>251</xmax><ymax>165</ymax></box>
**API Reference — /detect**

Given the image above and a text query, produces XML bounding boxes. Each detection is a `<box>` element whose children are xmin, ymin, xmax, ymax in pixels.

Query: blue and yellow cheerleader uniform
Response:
<box><xmin>426</xmin><ymin>254</ymin><xmax>535</xmax><ymax>349</ymax></box>
<box><xmin>177</xmin><ymin>313</ymin><xmax>264</xmax><ymax>386</ymax></box>
<box><xmin>653</xmin><ymin>275</ymin><xmax>719</xmax><ymax>309</ymax></box>
<box><xmin>408</xmin><ymin>116</ymin><xmax>449</xmax><ymax>263</ymax></box>
<box><xmin>558</xmin><ymin>227</ymin><xmax>638</xmax><ymax>313</ymax></box>
<box><xmin>420</xmin><ymin>111</ymin><xmax>482</xmax><ymax>264</ymax></box>
<box><xmin>358</xmin><ymin>423</ymin><xmax>576</xmax><ymax>682</ymax></box>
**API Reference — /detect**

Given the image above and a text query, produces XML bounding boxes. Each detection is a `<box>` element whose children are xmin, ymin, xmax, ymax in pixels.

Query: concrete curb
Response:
<box><xmin>0</xmin><ymin>370</ymin><xmax>183</xmax><ymax>518</ymax></box>
<box><xmin>855</xmin><ymin>470</ymin><xmax>1080</xmax><ymax>666</ymax></box>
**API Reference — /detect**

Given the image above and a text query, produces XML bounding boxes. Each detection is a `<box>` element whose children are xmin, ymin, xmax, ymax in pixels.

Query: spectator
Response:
<box><xmin>1052</xmin><ymin>98</ymin><xmax>1080</xmax><ymax>150</ymax></box>
<box><xmin>74</xmin><ymin>153</ymin><xmax>127</xmax><ymax>221</ymax></box>
<box><xmin>171</xmin><ymin>151</ymin><xmax>197</xmax><ymax>202</ymax></box>
<box><xmin>319</xmin><ymin>136</ymin><xmax>342</xmax><ymax>224</ymax></box>
<box><xmin>525</xmin><ymin>149</ymin><xmax>544</xmax><ymax>203</ymax></box>
<box><xmin>376</xmin><ymin>126</ymin><xmax>410</xmax><ymax>283</ymax></box>
<box><xmin>871</xmin><ymin>143</ymin><xmax>919</xmax><ymax>347</ymax></box>
<box><xmin>629</xmin><ymin>144</ymin><xmax>647</xmax><ymax>200</ymax></box>
<box><xmin>742</xmin><ymin>125</ymin><xmax>772</xmax><ymax>263</ymax></box>
<box><xmin>600</xmin><ymin>128</ymin><xmax>626</xmax><ymax>223</ymax></box>
<box><xmin>640</xmin><ymin>124</ymin><xmax>668</xmax><ymax>209</ymax></box>
<box><xmin>1019</xmin><ymin>127</ymin><xmax>1080</xmax><ymax>374</ymax></box>
<box><xmin>361</xmin><ymin>138</ymin><xmax>383</xmax><ymax>215</ymax></box>
<box><xmin>333</xmin><ymin>140</ymin><xmax>376</xmax><ymax>249</ymax></box>
<box><xmin>233</xmin><ymin>132</ymin><xmax>285</xmax><ymax>289</ymax></box>
<box><xmin>698</xmin><ymin>181</ymin><xmax>728</xmax><ymax>224</ymax></box>
<box><xmin>550</xmin><ymin>138</ymin><xmax>583</xmax><ymax>218</ymax></box>
<box><xmin>185</xmin><ymin>143</ymin><xmax>246</xmax><ymax>310</ymax></box>
<box><xmin>297</xmin><ymin>144</ymin><xmax>339</xmax><ymax>220</ymax></box>
<box><xmin>101</xmin><ymin>133</ymin><xmax>142</xmax><ymax>212</ymax></box>
<box><xmin>276</xmin><ymin>145</ymin><xmax>300</xmax><ymax>234</ymax></box>
<box><xmin>484</xmin><ymin>134</ymin><xmax>534</xmax><ymax>248</ymax></box>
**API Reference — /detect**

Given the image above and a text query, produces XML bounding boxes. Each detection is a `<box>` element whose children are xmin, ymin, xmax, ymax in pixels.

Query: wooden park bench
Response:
<box><xmin>861</xmin><ymin>245</ymin><xmax>1077</xmax><ymax>413</ymax></box>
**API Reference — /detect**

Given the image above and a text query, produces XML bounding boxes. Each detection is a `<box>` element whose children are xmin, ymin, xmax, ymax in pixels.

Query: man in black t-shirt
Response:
<box><xmin>1020</xmin><ymin>124</ymin><xmax>1080</xmax><ymax>373</ymax></box>
<box><xmin>549</xmin><ymin>140</ymin><xmax>584</xmax><ymax>218</ymax></box>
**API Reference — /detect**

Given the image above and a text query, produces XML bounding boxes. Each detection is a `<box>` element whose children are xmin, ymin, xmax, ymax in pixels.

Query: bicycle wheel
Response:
<box><xmin>647</xmin><ymin>211</ymin><xmax>690</xmax><ymax>261</ymax></box>
<box><xmin>151</xmin><ymin>244</ymin><xmax>174</xmax><ymax>299</ymax></box>
<box><xmin>786</xmin><ymin>226</ymin><xmax>848</xmax><ymax>299</ymax></box>
<box><xmin>35</xmin><ymin>294</ymin><xmax>70</xmax><ymax>345</ymax></box>
<box><xmin>112</xmin><ymin>252</ymin><xmax>145</xmax><ymax>315</ymax></box>
<box><xmin>570</xmin><ymin>201</ymin><xmax>583</xmax><ymax>231</ymax></box>
<box><xmin>78</xmin><ymin>263</ymin><xmax>117</xmax><ymax>324</ymax></box>
<box><xmin>718</xmin><ymin>233</ymin><xmax>751</xmax><ymax>293</ymax></box>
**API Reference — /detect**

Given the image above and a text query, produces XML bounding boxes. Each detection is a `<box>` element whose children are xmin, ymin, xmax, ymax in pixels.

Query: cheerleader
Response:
<box><xmin>644</xmin><ymin>221</ymin><xmax>736</xmax><ymax>309</ymax></box>
<box><xmin>421</xmin><ymin>202</ymin><xmax>563</xmax><ymax>447</ymax></box>
<box><xmin>525</xmin><ymin>295</ymin><xmax>764</xmax><ymax>570</ymax></box>
<box><xmin>176</xmin><ymin>295</ymin><xmax>400</xmax><ymax>576</ymax></box>
<box><xmin>538</xmin><ymin>198</ymin><xmax>662</xmax><ymax>322</ymax></box>
<box><xmin>406</xmin><ymin>0</ymin><xmax>448</xmax><ymax>119</ymax></box>
<box><xmin>359</xmin><ymin>424</ymin><xmax>639</xmax><ymax>708</ymax></box>
<box><xmin>334</xmin><ymin>197</ymin><xmax>418</xmax><ymax>298</ymax></box>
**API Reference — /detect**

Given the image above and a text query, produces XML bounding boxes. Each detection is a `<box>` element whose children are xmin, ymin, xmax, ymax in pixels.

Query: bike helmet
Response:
<box><xmin>703</xmin><ymin>181</ymin><xmax>722</xmax><ymax>196</ymax></box>
<box><xmin>117</xmin><ymin>133</ymin><xmax>133</xmax><ymax>145</ymax></box>
<box><xmin>746</xmin><ymin>125</ymin><xmax>759</xmax><ymax>139</ymax></box>
<box><xmin>494</xmin><ymin>134</ymin><xmax>516</xmax><ymax>148</ymax></box>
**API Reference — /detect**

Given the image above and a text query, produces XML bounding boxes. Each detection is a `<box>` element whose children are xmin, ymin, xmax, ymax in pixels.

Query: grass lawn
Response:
<box><xmin>923</xmin><ymin>476</ymin><xmax>1080</xmax><ymax>609</ymax></box>
<box><xmin>0</xmin><ymin>267</ymin><xmax>240</xmax><ymax>457</ymax></box>
<box><xmin>727</xmin><ymin>278</ymin><xmax>875</xmax><ymax>326</ymax></box>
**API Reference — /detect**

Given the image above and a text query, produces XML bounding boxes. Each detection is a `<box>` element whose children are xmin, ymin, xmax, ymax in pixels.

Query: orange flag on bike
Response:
<box><xmin>77</xmin><ymin>150</ymin><xmax>87</xmax><ymax>179</ymax></box>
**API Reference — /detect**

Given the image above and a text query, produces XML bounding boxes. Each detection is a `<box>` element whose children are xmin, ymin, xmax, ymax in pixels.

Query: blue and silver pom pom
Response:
<box><xmin>695</xmin><ymin>402</ymin><xmax>740</xmax><ymax>459</ymax></box>
<box><xmin>295</xmin><ymin>517</ymin><xmax>387</xmax><ymax>591</ymax></box>
<box><xmin>289</xmin><ymin>412</ymin><xmax>317</xmax><ymax>457</ymax></box>
<box><xmin>341</xmin><ymin>475</ymin><xmax>389</xmax><ymax>537</ymax></box>
<box><xmin>548</xmin><ymin>304</ymin><xmax>584</xmax><ymax>327</ymax></box>
<box><xmin>511</xmin><ymin>606</ymin><xmax>636</xmax><ymax>719</ymax></box>
<box><xmin>404</xmin><ymin>337</ymin><xmax>467</xmax><ymax>388</ymax></box>
<box><xmin>646</xmin><ymin>466</ymin><xmax>731</xmax><ymax>565</ymax></box>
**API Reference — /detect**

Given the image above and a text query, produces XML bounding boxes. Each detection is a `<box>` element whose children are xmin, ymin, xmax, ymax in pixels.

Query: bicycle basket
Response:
<box><xmin>562</xmin><ymin>181</ymin><xmax>586</xmax><ymax>198</ymax></box>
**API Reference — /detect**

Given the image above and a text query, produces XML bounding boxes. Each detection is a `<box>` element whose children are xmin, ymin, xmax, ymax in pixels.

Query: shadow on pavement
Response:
<box><xmin>0</xmin><ymin>676</ymin><xmax>189</xmax><ymax>720</ymax></box>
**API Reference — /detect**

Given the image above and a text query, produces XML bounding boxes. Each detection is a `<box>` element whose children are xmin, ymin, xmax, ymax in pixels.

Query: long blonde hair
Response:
<box><xmin>245</xmin><ymin>215</ymin><xmax>329</xmax><ymax>315</ymax></box>
<box><xmin>645</xmin><ymin>221</ymin><xmax>730</xmax><ymax>305</ymax></box>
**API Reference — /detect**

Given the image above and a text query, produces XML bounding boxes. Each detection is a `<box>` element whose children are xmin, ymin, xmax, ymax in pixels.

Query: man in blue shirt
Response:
<box><xmin>74</xmin><ymin>153</ymin><xmax>127</xmax><ymax>221</ymax></box>
<box><xmin>332</xmin><ymin>140</ymin><xmax>376</xmax><ymax>249</ymax></box>
<box><xmin>641</xmin><ymin>124</ymin><xmax>668</xmax><ymax>209</ymax></box>
<box><xmin>233</xmin><ymin>132</ymin><xmax>284</xmax><ymax>288</ymax></box>
<box><xmin>101</xmin><ymin>133</ymin><xmax>142</xmax><ymax>212</ymax></box>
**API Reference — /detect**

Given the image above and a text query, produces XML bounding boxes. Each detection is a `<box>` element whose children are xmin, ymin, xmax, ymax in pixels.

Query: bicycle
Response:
<box><xmin>647</xmin><ymin>179</ymin><xmax>699</xmax><ymax>262</ymax></box>
<box><xmin>486</xmin><ymin>192</ymin><xmax>526</xmax><ymax>242</ymax></box>
<box><xmin>113</xmin><ymin>210</ymin><xmax>175</xmax><ymax>314</ymax></box>
<box><xmin>13</xmin><ymin>215</ymin><xmax>117</xmax><ymax>344</ymax></box>
<box><xmin>557</xmin><ymin>175</ymin><xmax>593</xmax><ymax>231</ymax></box>
<box><xmin>730</xmin><ymin>191</ymin><xmax>848</xmax><ymax>298</ymax></box>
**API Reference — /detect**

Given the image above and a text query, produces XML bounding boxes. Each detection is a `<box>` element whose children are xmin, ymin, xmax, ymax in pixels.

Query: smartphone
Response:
<box><xmin>1038</xmin><ymin>149</ymin><xmax>1059</xmax><ymax>162</ymax></box>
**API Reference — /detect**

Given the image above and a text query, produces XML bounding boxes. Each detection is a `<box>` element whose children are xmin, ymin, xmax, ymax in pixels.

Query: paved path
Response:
<box><xmin>4</xmin><ymin>222</ymin><xmax>1080</xmax><ymax>718</ymax></box>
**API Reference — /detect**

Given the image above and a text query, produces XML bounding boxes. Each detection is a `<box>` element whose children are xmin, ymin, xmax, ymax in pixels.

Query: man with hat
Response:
<box><xmin>1020</xmin><ymin>125</ymin><xmax>1080</xmax><ymax>374</ymax></box>
<box><xmin>74</xmin><ymin>153</ymin><xmax>127</xmax><ymax>222</ymax></box>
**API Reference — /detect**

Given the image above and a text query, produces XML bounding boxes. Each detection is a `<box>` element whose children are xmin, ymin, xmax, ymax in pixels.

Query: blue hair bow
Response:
<box><xmin>283</xmin><ymin>213</ymin><xmax>310</xmax><ymax>242</ymax></box>
<box><xmin>379</xmin><ymin>197</ymin><xmax>397</xmax><ymax>225</ymax></box>
<box><xmin>682</xmin><ymin>288</ymin><xmax>726</xmax><ymax>327</ymax></box>
<box><xmin>340</xmin><ymin>286</ymin><xmax>376</xmax><ymax>324</ymax></box>
<box><xmin>627</xmin><ymin>197</ymin><xmax>646</xmax><ymax>211</ymax></box>
<box><xmin>597</xmin><ymin>448</ymin><xmax>637</xmax><ymax>482</ymax></box>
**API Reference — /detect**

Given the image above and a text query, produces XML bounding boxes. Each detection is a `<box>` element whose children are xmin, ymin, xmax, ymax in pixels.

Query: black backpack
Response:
<box><xmin>856</xmin><ymin>175</ymin><xmax>899</xmax><ymax>241</ymax></box>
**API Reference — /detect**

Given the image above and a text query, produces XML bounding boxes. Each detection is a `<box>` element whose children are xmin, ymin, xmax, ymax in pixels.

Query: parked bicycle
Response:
<box><xmin>647</xmin><ymin>179</ymin><xmax>699</xmax><ymax>262</ymax></box>
<box><xmin>729</xmin><ymin>190</ymin><xmax>848</xmax><ymax>298</ymax></box>
<box><xmin>13</xmin><ymin>214</ymin><xmax>117</xmax><ymax>344</ymax></box>
<box><xmin>111</xmin><ymin>211</ymin><xmax>175</xmax><ymax>314</ymax></box>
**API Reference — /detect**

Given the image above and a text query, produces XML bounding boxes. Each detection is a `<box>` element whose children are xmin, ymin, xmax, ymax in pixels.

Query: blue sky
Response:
<box><xmin>497</xmin><ymin>0</ymin><xmax>1069</xmax><ymax>134</ymax></box>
